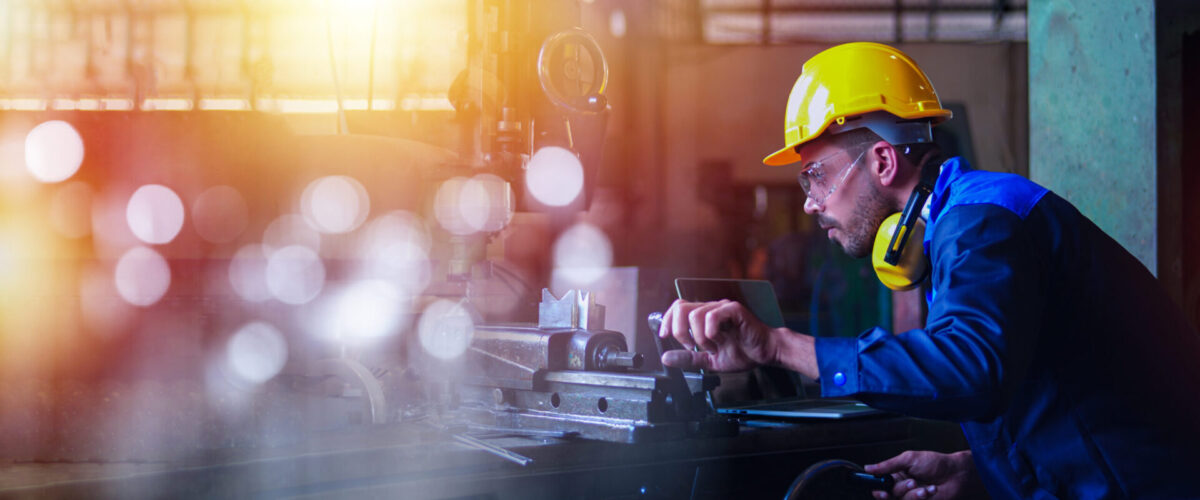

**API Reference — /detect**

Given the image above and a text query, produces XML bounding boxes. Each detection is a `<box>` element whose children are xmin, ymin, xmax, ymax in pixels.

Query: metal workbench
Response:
<box><xmin>0</xmin><ymin>415</ymin><xmax>965</xmax><ymax>499</ymax></box>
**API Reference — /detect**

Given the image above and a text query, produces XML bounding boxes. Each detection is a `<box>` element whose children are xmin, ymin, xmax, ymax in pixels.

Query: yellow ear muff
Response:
<box><xmin>873</xmin><ymin>213</ymin><xmax>929</xmax><ymax>291</ymax></box>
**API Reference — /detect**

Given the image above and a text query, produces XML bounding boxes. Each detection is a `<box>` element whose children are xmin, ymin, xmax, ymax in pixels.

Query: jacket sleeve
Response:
<box><xmin>814</xmin><ymin>203</ymin><xmax>1046</xmax><ymax>421</ymax></box>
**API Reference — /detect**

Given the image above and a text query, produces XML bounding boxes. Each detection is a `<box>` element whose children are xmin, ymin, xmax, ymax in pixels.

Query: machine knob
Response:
<box><xmin>601</xmin><ymin>351</ymin><xmax>644</xmax><ymax>370</ymax></box>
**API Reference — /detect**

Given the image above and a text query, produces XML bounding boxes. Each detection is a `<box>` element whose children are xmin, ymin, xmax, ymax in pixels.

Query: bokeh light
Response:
<box><xmin>610</xmin><ymin>9</ymin><xmax>627</xmax><ymax>38</ymax></box>
<box><xmin>464</xmin><ymin>173</ymin><xmax>515</xmax><ymax>232</ymax></box>
<box><xmin>263</xmin><ymin>214</ymin><xmax>322</xmax><ymax>253</ymax></box>
<box><xmin>357</xmin><ymin>211</ymin><xmax>432</xmax><ymax>294</ymax></box>
<box><xmin>552</xmin><ymin>222</ymin><xmax>613</xmax><ymax>286</ymax></box>
<box><xmin>331</xmin><ymin>280</ymin><xmax>407</xmax><ymax>343</ymax></box>
<box><xmin>228</xmin><ymin>244</ymin><xmax>272</xmax><ymax>303</ymax></box>
<box><xmin>24</xmin><ymin>120</ymin><xmax>84</xmax><ymax>183</ymax></box>
<box><xmin>434</xmin><ymin>174</ymin><xmax>514</xmax><ymax>235</ymax></box>
<box><xmin>114</xmin><ymin>246</ymin><xmax>172</xmax><ymax>307</ymax></box>
<box><xmin>79</xmin><ymin>266</ymin><xmax>135</xmax><ymax>339</ymax></box>
<box><xmin>301</xmin><ymin>175</ymin><xmax>370</xmax><ymax>234</ymax></box>
<box><xmin>192</xmin><ymin>185</ymin><xmax>249</xmax><ymax>244</ymax></box>
<box><xmin>458</xmin><ymin>176</ymin><xmax>490</xmax><ymax>231</ymax></box>
<box><xmin>417</xmin><ymin>299</ymin><xmax>476</xmax><ymax>360</ymax></box>
<box><xmin>526</xmin><ymin>146</ymin><xmax>584</xmax><ymax>207</ymax></box>
<box><xmin>433</xmin><ymin>176</ymin><xmax>476</xmax><ymax>235</ymax></box>
<box><xmin>126</xmin><ymin>184</ymin><xmax>186</xmax><ymax>245</ymax></box>
<box><xmin>49</xmin><ymin>181</ymin><xmax>94</xmax><ymax>239</ymax></box>
<box><xmin>226</xmin><ymin>321</ymin><xmax>289</xmax><ymax>385</ymax></box>
<box><xmin>265</xmin><ymin>245</ymin><xmax>326</xmax><ymax>305</ymax></box>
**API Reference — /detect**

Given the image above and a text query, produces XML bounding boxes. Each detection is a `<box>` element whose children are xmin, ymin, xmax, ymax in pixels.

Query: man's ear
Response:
<box><xmin>872</xmin><ymin>141</ymin><xmax>900</xmax><ymax>187</ymax></box>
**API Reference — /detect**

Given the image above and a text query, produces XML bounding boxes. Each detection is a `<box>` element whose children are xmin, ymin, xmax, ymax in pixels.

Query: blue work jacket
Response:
<box><xmin>815</xmin><ymin>158</ymin><xmax>1200</xmax><ymax>499</ymax></box>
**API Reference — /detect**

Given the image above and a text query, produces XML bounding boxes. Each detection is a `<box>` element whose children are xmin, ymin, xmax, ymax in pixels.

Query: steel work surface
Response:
<box><xmin>0</xmin><ymin>416</ymin><xmax>964</xmax><ymax>499</ymax></box>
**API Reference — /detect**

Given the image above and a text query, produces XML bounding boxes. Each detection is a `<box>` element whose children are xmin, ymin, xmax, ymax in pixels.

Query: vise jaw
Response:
<box><xmin>538</xmin><ymin>289</ymin><xmax>605</xmax><ymax>330</ymax></box>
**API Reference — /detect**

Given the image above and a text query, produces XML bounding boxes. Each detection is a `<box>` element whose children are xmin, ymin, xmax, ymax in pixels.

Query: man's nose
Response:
<box><xmin>803</xmin><ymin>196</ymin><xmax>821</xmax><ymax>214</ymax></box>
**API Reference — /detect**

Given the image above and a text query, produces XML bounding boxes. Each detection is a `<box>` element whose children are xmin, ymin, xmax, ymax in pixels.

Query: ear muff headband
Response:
<box><xmin>872</xmin><ymin>150</ymin><xmax>944</xmax><ymax>291</ymax></box>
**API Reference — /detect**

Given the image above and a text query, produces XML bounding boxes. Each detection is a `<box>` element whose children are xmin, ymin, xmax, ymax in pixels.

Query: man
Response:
<box><xmin>658</xmin><ymin>42</ymin><xmax>1200</xmax><ymax>499</ymax></box>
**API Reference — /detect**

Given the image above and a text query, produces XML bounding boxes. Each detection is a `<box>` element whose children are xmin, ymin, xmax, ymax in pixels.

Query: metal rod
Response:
<box><xmin>452</xmin><ymin>433</ymin><xmax>534</xmax><ymax>466</ymax></box>
<box><xmin>603</xmin><ymin>351</ymin><xmax>645</xmax><ymax>370</ymax></box>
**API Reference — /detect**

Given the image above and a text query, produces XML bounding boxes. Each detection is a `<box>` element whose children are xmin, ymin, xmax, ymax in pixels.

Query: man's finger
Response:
<box><xmin>900</xmin><ymin>485</ymin><xmax>936</xmax><ymax>500</ymax></box>
<box><xmin>866</xmin><ymin>451</ymin><xmax>915</xmax><ymax>475</ymax></box>
<box><xmin>670</xmin><ymin>302</ymin><xmax>697</xmax><ymax>350</ymax></box>
<box><xmin>890</xmin><ymin>478</ymin><xmax>919</xmax><ymax>498</ymax></box>
<box><xmin>705</xmin><ymin>300</ymin><xmax>744</xmax><ymax>344</ymax></box>
<box><xmin>657</xmin><ymin>301</ymin><xmax>676</xmax><ymax>338</ymax></box>
<box><xmin>661</xmin><ymin>350</ymin><xmax>712</xmax><ymax>371</ymax></box>
<box><xmin>687</xmin><ymin>302</ymin><xmax>723</xmax><ymax>352</ymax></box>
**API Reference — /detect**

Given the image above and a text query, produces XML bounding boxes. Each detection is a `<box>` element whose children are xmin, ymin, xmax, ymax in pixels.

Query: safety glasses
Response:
<box><xmin>798</xmin><ymin>149</ymin><xmax>866</xmax><ymax>205</ymax></box>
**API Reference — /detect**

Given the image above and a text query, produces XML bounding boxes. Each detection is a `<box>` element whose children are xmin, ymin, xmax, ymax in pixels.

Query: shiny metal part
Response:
<box><xmin>452</xmin><ymin>433</ymin><xmax>533</xmax><ymax>466</ymax></box>
<box><xmin>459</xmin><ymin>369</ymin><xmax>727</xmax><ymax>443</ymax></box>
<box><xmin>538</xmin><ymin>289</ymin><xmax>605</xmax><ymax>330</ymax></box>
<box><xmin>470</xmin><ymin>324</ymin><xmax>636</xmax><ymax>389</ymax></box>
<box><xmin>599</xmin><ymin>350</ymin><xmax>644</xmax><ymax>370</ymax></box>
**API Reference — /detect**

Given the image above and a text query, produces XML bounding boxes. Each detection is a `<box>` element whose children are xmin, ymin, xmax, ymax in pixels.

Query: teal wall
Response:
<box><xmin>1029</xmin><ymin>0</ymin><xmax>1157</xmax><ymax>273</ymax></box>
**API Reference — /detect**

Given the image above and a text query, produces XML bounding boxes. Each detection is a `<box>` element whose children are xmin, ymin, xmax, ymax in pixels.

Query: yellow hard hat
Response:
<box><xmin>763</xmin><ymin>42</ymin><xmax>952</xmax><ymax>166</ymax></box>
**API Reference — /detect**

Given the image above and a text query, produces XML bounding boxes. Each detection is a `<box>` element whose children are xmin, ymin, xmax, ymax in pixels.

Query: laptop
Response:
<box><xmin>675</xmin><ymin>278</ymin><xmax>885</xmax><ymax>420</ymax></box>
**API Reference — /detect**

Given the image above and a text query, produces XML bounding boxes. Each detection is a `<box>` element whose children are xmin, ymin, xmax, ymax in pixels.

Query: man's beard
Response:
<box><xmin>824</xmin><ymin>183</ymin><xmax>891</xmax><ymax>259</ymax></box>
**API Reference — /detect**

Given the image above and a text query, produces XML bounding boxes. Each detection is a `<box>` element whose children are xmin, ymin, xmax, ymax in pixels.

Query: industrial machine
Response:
<box><xmin>285</xmin><ymin>0</ymin><xmax>735</xmax><ymax>446</ymax></box>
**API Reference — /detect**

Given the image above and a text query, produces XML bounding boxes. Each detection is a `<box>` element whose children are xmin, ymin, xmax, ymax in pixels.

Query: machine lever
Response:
<box><xmin>648</xmin><ymin>312</ymin><xmax>693</xmax><ymax>417</ymax></box>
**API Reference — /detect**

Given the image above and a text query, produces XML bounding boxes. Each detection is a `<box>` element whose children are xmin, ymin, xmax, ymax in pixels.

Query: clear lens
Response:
<box><xmin>797</xmin><ymin>149</ymin><xmax>866</xmax><ymax>205</ymax></box>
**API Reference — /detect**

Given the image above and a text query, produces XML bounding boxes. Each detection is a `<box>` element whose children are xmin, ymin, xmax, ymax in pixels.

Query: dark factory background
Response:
<box><xmin>0</xmin><ymin>0</ymin><xmax>1197</xmax><ymax>498</ymax></box>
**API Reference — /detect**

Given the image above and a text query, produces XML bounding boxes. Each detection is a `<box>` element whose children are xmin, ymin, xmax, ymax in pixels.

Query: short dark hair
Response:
<box><xmin>824</xmin><ymin>127</ymin><xmax>938</xmax><ymax>166</ymax></box>
<box><xmin>826</xmin><ymin>128</ymin><xmax>883</xmax><ymax>157</ymax></box>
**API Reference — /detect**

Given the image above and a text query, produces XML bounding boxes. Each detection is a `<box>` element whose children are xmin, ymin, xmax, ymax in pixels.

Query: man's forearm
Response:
<box><xmin>770</xmin><ymin>328</ymin><xmax>820</xmax><ymax>380</ymax></box>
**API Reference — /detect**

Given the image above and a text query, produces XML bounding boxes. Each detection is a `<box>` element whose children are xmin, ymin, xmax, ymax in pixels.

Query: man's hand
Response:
<box><xmin>656</xmin><ymin>299</ymin><xmax>779</xmax><ymax>372</ymax></box>
<box><xmin>865</xmin><ymin>450</ymin><xmax>985</xmax><ymax>500</ymax></box>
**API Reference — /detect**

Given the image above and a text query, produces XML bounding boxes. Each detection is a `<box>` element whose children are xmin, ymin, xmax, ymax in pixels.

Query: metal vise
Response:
<box><xmin>457</xmin><ymin>289</ymin><xmax>729</xmax><ymax>443</ymax></box>
<box><xmin>468</xmin><ymin>290</ymin><xmax>642</xmax><ymax>389</ymax></box>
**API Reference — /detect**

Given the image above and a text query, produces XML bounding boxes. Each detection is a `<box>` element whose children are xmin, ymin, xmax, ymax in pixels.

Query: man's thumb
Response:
<box><xmin>661</xmin><ymin>350</ymin><xmax>712</xmax><ymax>370</ymax></box>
